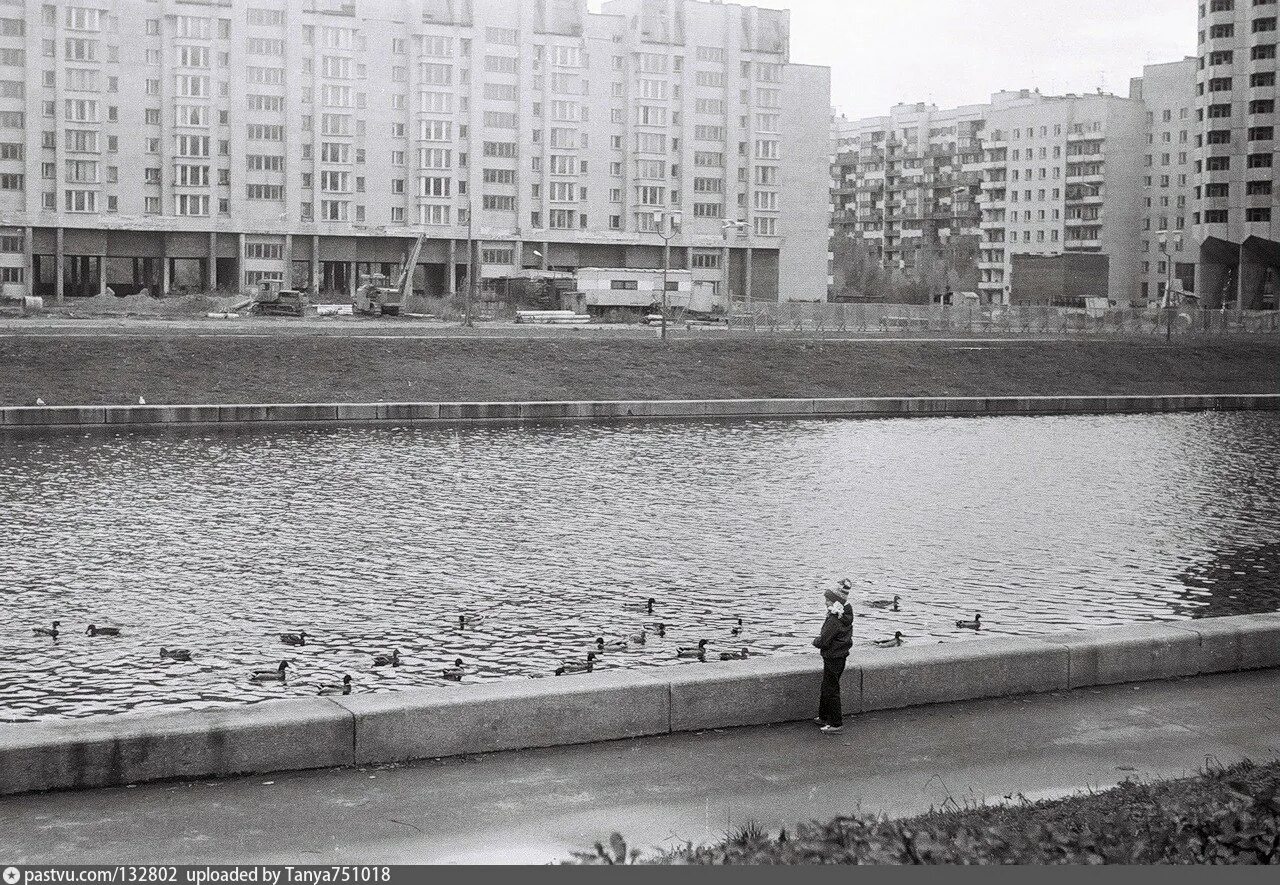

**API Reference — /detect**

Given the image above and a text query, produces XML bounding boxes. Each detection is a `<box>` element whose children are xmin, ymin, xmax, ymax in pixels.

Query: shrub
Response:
<box><xmin>565</xmin><ymin>759</ymin><xmax>1280</xmax><ymax>865</ymax></box>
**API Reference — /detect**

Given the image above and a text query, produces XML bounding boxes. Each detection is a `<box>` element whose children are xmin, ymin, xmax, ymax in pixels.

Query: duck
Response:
<box><xmin>318</xmin><ymin>675</ymin><xmax>352</xmax><ymax>696</ymax></box>
<box><xmin>868</xmin><ymin>594</ymin><xmax>901</xmax><ymax>612</ymax></box>
<box><xmin>138</xmin><ymin>396</ymin><xmax>146</xmax><ymax>405</ymax></box>
<box><xmin>955</xmin><ymin>613</ymin><xmax>982</xmax><ymax>630</ymax></box>
<box><xmin>648</xmin><ymin>622</ymin><xmax>667</xmax><ymax>638</ymax></box>
<box><xmin>629</xmin><ymin>629</ymin><xmax>647</xmax><ymax>645</ymax></box>
<box><xmin>372</xmin><ymin>649</ymin><xmax>401</xmax><ymax>667</ymax></box>
<box><xmin>626</xmin><ymin>597</ymin><xmax>657</xmax><ymax>614</ymax></box>
<box><xmin>32</xmin><ymin>621</ymin><xmax>60</xmax><ymax>639</ymax></box>
<box><xmin>279</xmin><ymin>630</ymin><xmax>309</xmax><ymax>646</ymax></box>
<box><xmin>596</xmin><ymin>636</ymin><xmax>628</xmax><ymax>653</ymax></box>
<box><xmin>555</xmin><ymin>652</ymin><xmax>596</xmax><ymax>676</ymax></box>
<box><xmin>457</xmin><ymin>613</ymin><xmax>485</xmax><ymax>629</ymax></box>
<box><xmin>160</xmin><ymin>647</ymin><xmax>192</xmax><ymax>662</ymax></box>
<box><xmin>729</xmin><ymin>617</ymin><xmax>744</xmax><ymax>637</ymax></box>
<box><xmin>249</xmin><ymin>660</ymin><xmax>290</xmax><ymax>682</ymax></box>
<box><xmin>718</xmin><ymin>647</ymin><xmax>751</xmax><ymax>660</ymax></box>
<box><xmin>676</xmin><ymin>638</ymin><xmax>709</xmax><ymax>659</ymax></box>
<box><xmin>85</xmin><ymin>624</ymin><xmax>121</xmax><ymax>637</ymax></box>
<box><xmin>872</xmin><ymin>631</ymin><xmax>905</xmax><ymax>648</ymax></box>
<box><xmin>34</xmin><ymin>397</ymin><xmax>46</xmax><ymax>406</ymax></box>
<box><xmin>441</xmin><ymin>658</ymin><xmax>468</xmax><ymax>681</ymax></box>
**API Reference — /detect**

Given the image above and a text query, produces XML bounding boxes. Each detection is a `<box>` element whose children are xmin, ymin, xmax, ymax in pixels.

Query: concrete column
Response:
<box><xmin>237</xmin><ymin>232</ymin><xmax>247</xmax><ymax>294</ymax></box>
<box><xmin>207</xmin><ymin>231</ymin><xmax>217</xmax><ymax>292</ymax></box>
<box><xmin>310</xmin><ymin>235</ymin><xmax>320</xmax><ymax>297</ymax></box>
<box><xmin>513</xmin><ymin>240</ymin><xmax>523</xmax><ymax>271</ymax></box>
<box><xmin>21</xmin><ymin>226</ymin><xmax>32</xmax><ymax>298</ymax></box>
<box><xmin>97</xmin><ymin>254</ymin><xmax>107</xmax><ymax>297</ymax></box>
<box><xmin>54</xmin><ymin>227</ymin><xmax>64</xmax><ymax>303</ymax></box>
<box><xmin>347</xmin><ymin>261</ymin><xmax>357</xmax><ymax>300</ymax></box>
<box><xmin>447</xmin><ymin>238</ymin><xmax>456</xmax><ymax>296</ymax></box>
<box><xmin>541</xmin><ymin>241</ymin><xmax>549</xmax><ymax>269</ymax></box>
<box><xmin>161</xmin><ymin>258</ymin><xmax>171</xmax><ymax>296</ymax></box>
<box><xmin>283</xmin><ymin>234</ymin><xmax>293</xmax><ymax>290</ymax></box>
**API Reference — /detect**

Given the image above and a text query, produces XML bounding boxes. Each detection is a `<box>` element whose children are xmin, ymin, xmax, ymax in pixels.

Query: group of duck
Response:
<box><xmin>27</xmin><ymin>620</ymin><xmax>466</xmax><ymax>697</ymax></box>
<box><xmin>28</xmin><ymin>591</ymin><xmax>987</xmax><ymax>695</ymax></box>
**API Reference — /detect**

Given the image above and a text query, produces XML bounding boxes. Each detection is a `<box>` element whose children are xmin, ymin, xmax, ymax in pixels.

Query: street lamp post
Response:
<box><xmin>1158</xmin><ymin>229</ymin><xmax>1183</xmax><ymax>342</ymax></box>
<box><xmin>720</xmin><ymin>218</ymin><xmax>747</xmax><ymax>311</ymax></box>
<box><xmin>654</xmin><ymin>210</ymin><xmax>681</xmax><ymax>341</ymax></box>
<box><xmin>464</xmin><ymin>198</ymin><xmax>476</xmax><ymax>328</ymax></box>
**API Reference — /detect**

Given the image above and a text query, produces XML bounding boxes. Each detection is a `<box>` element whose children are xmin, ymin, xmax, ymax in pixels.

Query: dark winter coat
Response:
<box><xmin>812</xmin><ymin>603</ymin><xmax>854</xmax><ymax>659</ymax></box>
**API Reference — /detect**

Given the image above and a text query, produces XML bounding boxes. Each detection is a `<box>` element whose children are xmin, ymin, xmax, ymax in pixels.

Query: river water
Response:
<box><xmin>2</xmin><ymin>411</ymin><xmax>1278</xmax><ymax>722</ymax></box>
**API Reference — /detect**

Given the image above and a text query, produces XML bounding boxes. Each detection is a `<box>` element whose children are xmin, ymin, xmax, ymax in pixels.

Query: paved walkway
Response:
<box><xmin>3</xmin><ymin>669</ymin><xmax>1278</xmax><ymax>865</ymax></box>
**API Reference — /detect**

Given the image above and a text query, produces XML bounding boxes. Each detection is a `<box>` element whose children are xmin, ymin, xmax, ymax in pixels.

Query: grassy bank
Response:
<box><xmin>568</xmin><ymin>759</ymin><xmax>1280</xmax><ymax>864</ymax></box>
<box><xmin>2</xmin><ymin>333</ymin><xmax>1278</xmax><ymax>406</ymax></box>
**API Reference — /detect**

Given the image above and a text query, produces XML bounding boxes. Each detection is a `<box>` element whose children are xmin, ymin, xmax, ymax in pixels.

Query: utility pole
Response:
<box><xmin>1159</xmin><ymin>229</ymin><xmax>1182</xmax><ymax>343</ymax></box>
<box><xmin>721</xmin><ymin>218</ymin><xmax>747</xmax><ymax>312</ymax></box>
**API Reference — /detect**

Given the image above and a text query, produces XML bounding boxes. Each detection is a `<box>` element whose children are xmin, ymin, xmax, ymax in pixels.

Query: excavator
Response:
<box><xmin>354</xmin><ymin>231</ymin><xmax>426</xmax><ymax>317</ymax></box>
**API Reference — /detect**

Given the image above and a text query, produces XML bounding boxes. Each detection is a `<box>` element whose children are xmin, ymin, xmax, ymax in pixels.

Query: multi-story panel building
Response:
<box><xmin>1130</xmin><ymin>58</ymin><xmax>1200</xmax><ymax>306</ymax></box>
<box><xmin>1191</xmin><ymin>0</ymin><xmax>1280</xmax><ymax>309</ymax></box>
<box><xmin>831</xmin><ymin>89</ymin><xmax>1146</xmax><ymax>306</ymax></box>
<box><xmin>978</xmin><ymin>90</ymin><xmax>1147</xmax><ymax>307</ymax></box>
<box><xmin>831</xmin><ymin>102</ymin><xmax>984</xmax><ymax>302</ymax></box>
<box><xmin>0</xmin><ymin>0</ymin><xmax>831</xmax><ymax>304</ymax></box>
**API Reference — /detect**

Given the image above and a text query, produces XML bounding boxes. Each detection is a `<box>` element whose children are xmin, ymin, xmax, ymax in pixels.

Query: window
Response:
<box><xmin>483</xmin><ymin>141</ymin><xmax>516</xmax><ymax>158</ymax></box>
<box><xmin>1246</xmin><ymin>207</ymin><xmax>1272</xmax><ymax>222</ymax></box>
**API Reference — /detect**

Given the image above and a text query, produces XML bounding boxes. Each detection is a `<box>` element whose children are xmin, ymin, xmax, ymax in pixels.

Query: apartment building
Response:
<box><xmin>1191</xmin><ymin>0</ymin><xmax>1280</xmax><ymax>309</ymax></box>
<box><xmin>1130</xmin><ymin>58</ymin><xmax>1200</xmax><ymax>306</ymax></box>
<box><xmin>0</xmin><ymin>0</ymin><xmax>831</xmax><ymax>304</ymax></box>
<box><xmin>831</xmin><ymin>90</ymin><xmax>1147</xmax><ymax>306</ymax></box>
<box><xmin>831</xmin><ymin>102</ymin><xmax>984</xmax><ymax>301</ymax></box>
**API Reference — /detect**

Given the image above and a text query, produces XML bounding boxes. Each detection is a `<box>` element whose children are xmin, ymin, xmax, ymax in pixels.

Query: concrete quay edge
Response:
<box><xmin>2</xmin><ymin>393</ymin><xmax>1278</xmax><ymax>429</ymax></box>
<box><xmin>1</xmin><ymin>613</ymin><xmax>1277</xmax><ymax>797</ymax></box>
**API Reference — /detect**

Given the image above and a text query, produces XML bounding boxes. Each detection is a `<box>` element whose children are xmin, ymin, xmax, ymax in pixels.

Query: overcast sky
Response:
<box><xmin>778</xmin><ymin>0</ymin><xmax>1198</xmax><ymax>118</ymax></box>
<box><xmin>594</xmin><ymin>1</ymin><xmax>1199</xmax><ymax>119</ymax></box>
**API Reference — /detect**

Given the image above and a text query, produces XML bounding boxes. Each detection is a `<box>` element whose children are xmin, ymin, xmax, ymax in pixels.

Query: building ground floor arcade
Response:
<box><xmin>0</xmin><ymin>227</ymin><xmax>783</xmax><ymax>306</ymax></box>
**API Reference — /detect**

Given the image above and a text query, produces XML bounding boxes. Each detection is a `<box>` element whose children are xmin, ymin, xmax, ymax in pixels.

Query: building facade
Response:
<box><xmin>1130</xmin><ymin>58</ymin><xmax>1200</xmax><ymax>306</ymax></box>
<box><xmin>831</xmin><ymin>90</ymin><xmax>1147</xmax><ymax>306</ymax></box>
<box><xmin>1191</xmin><ymin>0</ymin><xmax>1279</xmax><ymax>309</ymax></box>
<box><xmin>0</xmin><ymin>0</ymin><xmax>831</xmax><ymax>304</ymax></box>
<box><xmin>831</xmin><ymin>102</ymin><xmax>984</xmax><ymax>302</ymax></box>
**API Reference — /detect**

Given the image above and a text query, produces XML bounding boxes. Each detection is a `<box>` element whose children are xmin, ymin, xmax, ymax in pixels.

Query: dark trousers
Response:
<box><xmin>818</xmin><ymin>655</ymin><xmax>847</xmax><ymax>727</ymax></box>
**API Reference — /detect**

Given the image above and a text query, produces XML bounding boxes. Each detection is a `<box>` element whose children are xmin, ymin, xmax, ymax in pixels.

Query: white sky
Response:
<box><xmin>592</xmin><ymin>0</ymin><xmax>1199</xmax><ymax>119</ymax></box>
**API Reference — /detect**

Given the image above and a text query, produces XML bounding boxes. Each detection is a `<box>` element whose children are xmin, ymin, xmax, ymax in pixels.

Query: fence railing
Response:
<box><xmin>722</xmin><ymin>303</ymin><xmax>1280</xmax><ymax>336</ymax></box>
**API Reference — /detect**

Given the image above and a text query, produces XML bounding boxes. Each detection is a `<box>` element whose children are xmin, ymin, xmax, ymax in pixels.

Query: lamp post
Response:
<box><xmin>654</xmin><ymin>210</ymin><xmax>681</xmax><ymax>341</ymax></box>
<box><xmin>1158</xmin><ymin>229</ymin><xmax>1183</xmax><ymax>342</ymax></box>
<box><xmin>720</xmin><ymin>218</ymin><xmax>747</xmax><ymax>309</ymax></box>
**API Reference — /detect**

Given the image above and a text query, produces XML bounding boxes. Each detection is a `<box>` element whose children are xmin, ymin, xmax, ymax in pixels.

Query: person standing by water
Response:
<box><xmin>813</xmin><ymin>582</ymin><xmax>854</xmax><ymax>733</ymax></box>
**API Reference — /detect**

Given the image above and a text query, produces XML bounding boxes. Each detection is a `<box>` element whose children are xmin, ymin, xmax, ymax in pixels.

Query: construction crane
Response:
<box><xmin>354</xmin><ymin>231</ymin><xmax>425</xmax><ymax>317</ymax></box>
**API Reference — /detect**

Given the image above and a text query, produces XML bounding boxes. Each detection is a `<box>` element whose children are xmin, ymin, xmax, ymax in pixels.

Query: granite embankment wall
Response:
<box><xmin>2</xmin><ymin>614</ymin><xmax>1278</xmax><ymax>796</ymax></box>
<box><xmin>0</xmin><ymin>393</ymin><xmax>1278</xmax><ymax>429</ymax></box>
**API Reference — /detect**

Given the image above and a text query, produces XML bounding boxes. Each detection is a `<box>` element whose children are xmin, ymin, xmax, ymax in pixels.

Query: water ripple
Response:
<box><xmin>1</xmin><ymin>411</ymin><xmax>1278</xmax><ymax>722</ymax></box>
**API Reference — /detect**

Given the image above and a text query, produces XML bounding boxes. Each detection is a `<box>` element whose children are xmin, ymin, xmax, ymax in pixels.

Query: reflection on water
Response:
<box><xmin>1</xmin><ymin>412</ymin><xmax>1278</xmax><ymax>722</ymax></box>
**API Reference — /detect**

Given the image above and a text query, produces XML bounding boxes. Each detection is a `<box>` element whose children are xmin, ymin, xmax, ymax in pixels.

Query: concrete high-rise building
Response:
<box><xmin>1130</xmin><ymin>58</ymin><xmax>1200</xmax><ymax>307</ymax></box>
<box><xmin>831</xmin><ymin>89</ymin><xmax>1147</xmax><ymax>307</ymax></box>
<box><xmin>0</xmin><ymin>0</ymin><xmax>831</xmax><ymax>305</ymax></box>
<box><xmin>1190</xmin><ymin>0</ymin><xmax>1280</xmax><ymax>309</ymax></box>
<box><xmin>979</xmin><ymin>89</ymin><xmax>1147</xmax><ymax>307</ymax></box>
<box><xmin>830</xmin><ymin>102</ymin><xmax>984</xmax><ymax>302</ymax></box>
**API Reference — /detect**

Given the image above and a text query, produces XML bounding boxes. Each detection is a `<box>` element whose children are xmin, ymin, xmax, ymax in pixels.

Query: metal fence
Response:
<box><xmin>722</xmin><ymin>303</ymin><xmax>1280</xmax><ymax>336</ymax></box>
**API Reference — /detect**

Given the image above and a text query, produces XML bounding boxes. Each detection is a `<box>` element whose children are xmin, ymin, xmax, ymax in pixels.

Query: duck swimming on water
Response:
<box><xmin>160</xmin><ymin>647</ymin><xmax>192</xmax><ymax>662</ymax></box>
<box><xmin>868</xmin><ymin>595</ymin><xmax>901</xmax><ymax>612</ymax></box>
<box><xmin>955</xmin><ymin>613</ymin><xmax>982</xmax><ymax>630</ymax></box>
<box><xmin>249</xmin><ymin>661</ymin><xmax>290</xmax><ymax>683</ymax></box>
<box><xmin>441</xmin><ymin>658</ymin><xmax>469</xmax><ymax>681</ymax></box>
<box><xmin>873</xmin><ymin>631</ymin><xmax>905</xmax><ymax>648</ymax></box>
<box><xmin>718</xmin><ymin>647</ymin><xmax>751</xmax><ymax>660</ymax></box>
<box><xmin>32</xmin><ymin>621</ymin><xmax>60</xmax><ymax>639</ymax></box>
<box><xmin>596</xmin><ymin>636</ymin><xmax>628</xmax><ymax>653</ymax></box>
<box><xmin>318</xmin><ymin>675</ymin><xmax>352</xmax><ymax>696</ymax></box>
<box><xmin>555</xmin><ymin>652</ymin><xmax>596</xmax><ymax>676</ymax></box>
<box><xmin>373</xmin><ymin>649</ymin><xmax>401</xmax><ymax>667</ymax></box>
<box><xmin>86</xmin><ymin>625</ymin><xmax>121</xmax><ymax>637</ymax></box>
<box><xmin>676</xmin><ymin>639</ymin><xmax>709</xmax><ymax>659</ymax></box>
<box><xmin>279</xmin><ymin>630</ymin><xmax>308</xmax><ymax>646</ymax></box>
